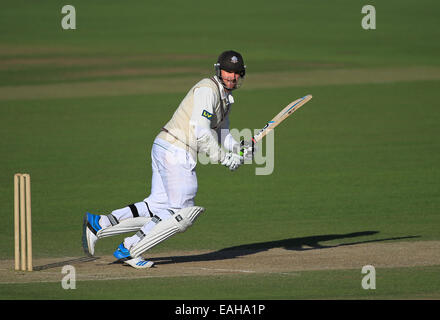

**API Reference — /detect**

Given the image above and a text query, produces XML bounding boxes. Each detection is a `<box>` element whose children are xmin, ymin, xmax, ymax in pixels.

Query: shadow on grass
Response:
<box><xmin>151</xmin><ymin>231</ymin><xmax>420</xmax><ymax>265</ymax></box>
<box><xmin>32</xmin><ymin>231</ymin><xmax>419</xmax><ymax>270</ymax></box>
<box><xmin>33</xmin><ymin>256</ymin><xmax>99</xmax><ymax>271</ymax></box>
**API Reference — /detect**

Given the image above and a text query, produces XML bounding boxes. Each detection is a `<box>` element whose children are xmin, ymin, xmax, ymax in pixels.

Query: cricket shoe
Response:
<box><xmin>113</xmin><ymin>243</ymin><xmax>154</xmax><ymax>269</ymax></box>
<box><xmin>82</xmin><ymin>212</ymin><xmax>102</xmax><ymax>256</ymax></box>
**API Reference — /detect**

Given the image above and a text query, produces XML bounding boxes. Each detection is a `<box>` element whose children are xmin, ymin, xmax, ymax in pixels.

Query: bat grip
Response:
<box><xmin>239</xmin><ymin>138</ymin><xmax>256</xmax><ymax>157</ymax></box>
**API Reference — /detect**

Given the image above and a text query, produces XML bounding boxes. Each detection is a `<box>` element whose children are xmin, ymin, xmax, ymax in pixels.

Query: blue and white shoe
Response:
<box><xmin>82</xmin><ymin>212</ymin><xmax>102</xmax><ymax>256</ymax></box>
<box><xmin>113</xmin><ymin>242</ymin><xmax>131</xmax><ymax>260</ymax></box>
<box><xmin>113</xmin><ymin>243</ymin><xmax>154</xmax><ymax>269</ymax></box>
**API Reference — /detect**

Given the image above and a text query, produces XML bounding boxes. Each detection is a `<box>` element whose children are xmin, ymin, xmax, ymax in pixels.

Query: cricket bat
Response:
<box><xmin>240</xmin><ymin>94</ymin><xmax>313</xmax><ymax>155</ymax></box>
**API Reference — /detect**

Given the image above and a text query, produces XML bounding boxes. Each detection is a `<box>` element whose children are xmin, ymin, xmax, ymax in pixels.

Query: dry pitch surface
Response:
<box><xmin>1</xmin><ymin>240</ymin><xmax>439</xmax><ymax>284</ymax></box>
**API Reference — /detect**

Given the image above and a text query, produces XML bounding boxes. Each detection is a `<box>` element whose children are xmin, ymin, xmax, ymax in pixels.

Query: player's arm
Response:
<box><xmin>191</xmin><ymin>87</ymin><xmax>242</xmax><ymax>170</ymax></box>
<box><xmin>218</xmin><ymin>116</ymin><xmax>256</xmax><ymax>160</ymax></box>
<box><xmin>218</xmin><ymin>117</ymin><xmax>241</xmax><ymax>154</ymax></box>
<box><xmin>191</xmin><ymin>87</ymin><xmax>224</xmax><ymax>162</ymax></box>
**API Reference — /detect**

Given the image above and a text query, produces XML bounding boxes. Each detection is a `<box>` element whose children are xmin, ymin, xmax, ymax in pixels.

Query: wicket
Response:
<box><xmin>14</xmin><ymin>173</ymin><xmax>32</xmax><ymax>271</ymax></box>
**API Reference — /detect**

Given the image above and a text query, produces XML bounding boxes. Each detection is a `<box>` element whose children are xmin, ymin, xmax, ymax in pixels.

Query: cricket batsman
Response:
<box><xmin>82</xmin><ymin>50</ymin><xmax>254</xmax><ymax>268</ymax></box>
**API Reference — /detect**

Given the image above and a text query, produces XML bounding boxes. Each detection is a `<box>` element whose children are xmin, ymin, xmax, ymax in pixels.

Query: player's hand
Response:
<box><xmin>221</xmin><ymin>152</ymin><xmax>243</xmax><ymax>171</ymax></box>
<box><xmin>240</xmin><ymin>140</ymin><xmax>257</xmax><ymax>160</ymax></box>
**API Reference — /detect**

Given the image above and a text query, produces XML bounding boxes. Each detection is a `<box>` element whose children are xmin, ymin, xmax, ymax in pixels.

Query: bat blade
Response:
<box><xmin>252</xmin><ymin>94</ymin><xmax>312</xmax><ymax>143</ymax></box>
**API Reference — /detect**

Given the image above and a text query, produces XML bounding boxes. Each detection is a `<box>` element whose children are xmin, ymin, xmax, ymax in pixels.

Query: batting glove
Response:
<box><xmin>221</xmin><ymin>152</ymin><xmax>244</xmax><ymax>171</ymax></box>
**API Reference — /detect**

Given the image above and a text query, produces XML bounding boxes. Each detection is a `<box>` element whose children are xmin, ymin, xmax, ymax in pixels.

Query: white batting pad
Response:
<box><xmin>129</xmin><ymin>206</ymin><xmax>205</xmax><ymax>258</ymax></box>
<box><xmin>97</xmin><ymin>217</ymin><xmax>150</xmax><ymax>239</ymax></box>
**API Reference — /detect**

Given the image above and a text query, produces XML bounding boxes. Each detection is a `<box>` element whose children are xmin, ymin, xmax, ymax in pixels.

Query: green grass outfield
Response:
<box><xmin>1</xmin><ymin>0</ymin><xmax>439</xmax><ymax>300</ymax></box>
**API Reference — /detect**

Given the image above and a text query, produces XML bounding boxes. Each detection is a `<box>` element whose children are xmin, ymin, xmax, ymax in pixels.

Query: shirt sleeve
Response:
<box><xmin>191</xmin><ymin>86</ymin><xmax>226</xmax><ymax>162</ymax></box>
<box><xmin>191</xmin><ymin>87</ymin><xmax>216</xmax><ymax>138</ymax></box>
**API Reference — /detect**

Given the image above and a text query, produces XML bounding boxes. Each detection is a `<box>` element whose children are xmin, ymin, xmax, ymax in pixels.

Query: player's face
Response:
<box><xmin>221</xmin><ymin>70</ymin><xmax>241</xmax><ymax>90</ymax></box>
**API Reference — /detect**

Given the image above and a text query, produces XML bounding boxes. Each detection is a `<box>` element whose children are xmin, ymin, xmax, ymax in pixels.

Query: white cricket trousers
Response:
<box><xmin>107</xmin><ymin>137</ymin><xmax>198</xmax><ymax>249</ymax></box>
<box><xmin>145</xmin><ymin>137</ymin><xmax>198</xmax><ymax>215</ymax></box>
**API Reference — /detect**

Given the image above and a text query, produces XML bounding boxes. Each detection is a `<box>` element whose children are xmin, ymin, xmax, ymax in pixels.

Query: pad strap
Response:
<box><xmin>106</xmin><ymin>214</ymin><xmax>119</xmax><ymax>226</ymax></box>
<box><xmin>128</xmin><ymin>204</ymin><xmax>139</xmax><ymax>217</ymax></box>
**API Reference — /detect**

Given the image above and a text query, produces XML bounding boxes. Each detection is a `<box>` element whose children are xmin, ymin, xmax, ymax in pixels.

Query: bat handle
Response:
<box><xmin>239</xmin><ymin>138</ymin><xmax>256</xmax><ymax>157</ymax></box>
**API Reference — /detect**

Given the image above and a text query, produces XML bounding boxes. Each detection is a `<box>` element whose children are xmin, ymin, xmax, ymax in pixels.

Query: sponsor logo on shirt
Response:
<box><xmin>202</xmin><ymin>109</ymin><xmax>213</xmax><ymax>120</ymax></box>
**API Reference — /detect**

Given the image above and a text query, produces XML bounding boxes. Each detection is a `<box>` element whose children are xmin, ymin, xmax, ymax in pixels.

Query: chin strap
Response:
<box><xmin>214</xmin><ymin>63</ymin><xmax>229</xmax><ymax>90</ymax></box>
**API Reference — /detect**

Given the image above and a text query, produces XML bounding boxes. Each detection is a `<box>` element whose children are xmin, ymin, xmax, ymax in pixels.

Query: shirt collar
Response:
<box><xmin>213</xmin><ymin>76</ymin><xmax>234</xmax><ymax>105</ymax></box>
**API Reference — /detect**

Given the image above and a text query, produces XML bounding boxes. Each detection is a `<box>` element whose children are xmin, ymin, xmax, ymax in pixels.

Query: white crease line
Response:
<box><xmin>192</xmin><ymin>267</ymin><xmax>301</xmax><ymax>277</ymax></box>
<box><xmin>0</xmin><ymin>274</ymin><xmax>172</xmax><ymax>284</ymax></box>
<box><xmin>0</xmin><ymin>267</ymin><xmax>301</xmax><ymax>285</ymax></box>
<box><xmin>192</xmin><ymin>267</ymin><xmax>256</xmax><ymax>273</ymax></box>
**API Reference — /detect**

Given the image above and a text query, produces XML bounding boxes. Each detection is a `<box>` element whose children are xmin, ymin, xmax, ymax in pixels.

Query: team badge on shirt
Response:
<box><xmin>202</xmin><ymin>109</ymin><xmax>213</xmax><ymax>120</ymax></box>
